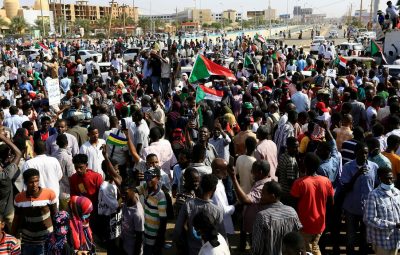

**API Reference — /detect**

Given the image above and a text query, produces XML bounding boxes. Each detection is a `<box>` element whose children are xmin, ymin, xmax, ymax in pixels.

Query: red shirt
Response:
<box><xmin>291</xmin><ymin>175</ymin><xmax>334</xmax><ymax>234</ymax></box>
<box><xmin>69</xmin><ymin>170</ymin><xmax>103</xmax><ymax>206</ymax></box>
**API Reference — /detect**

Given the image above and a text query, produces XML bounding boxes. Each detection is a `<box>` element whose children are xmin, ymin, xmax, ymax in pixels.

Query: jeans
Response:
<box><xmin>21</xmin><ymin>243</ymin><xmax>44</xmax><ymax>255</ymax></box>
<box><xmin>151</xmin><ymin>76</ymin><xmax>161</xmax><ymax>94</ymax></box>
<box><xmin>301</xmin><ymin>232</ymin><xmax>322</xmax><ymax>255</ymax></box>
<box><xmin>345</xmin><ymin>210</ymin><xmax>367</xmax><ymax>255</ymax></box>
<box><xmin>161</xmin><ymin>77</ymin><xmax>170</xmax><ymax>97</ymax></box>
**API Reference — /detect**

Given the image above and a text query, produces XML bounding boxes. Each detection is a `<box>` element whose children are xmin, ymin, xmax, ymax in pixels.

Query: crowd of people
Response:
<box><xmin>0</xmin><ymin>19</ymin><xmax>399</xmax><ymax>255</ymax></box>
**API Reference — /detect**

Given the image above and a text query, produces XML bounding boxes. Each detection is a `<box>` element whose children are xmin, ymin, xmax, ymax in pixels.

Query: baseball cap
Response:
<box><xmin>316</xmin><ymin>102</ymin><xmax>329</xmax><ymax>113</ymax></box>
<box><xmin>243</xmin><ymin>102</ymin><xmax>254</xmax><ymax>109</ymax></box>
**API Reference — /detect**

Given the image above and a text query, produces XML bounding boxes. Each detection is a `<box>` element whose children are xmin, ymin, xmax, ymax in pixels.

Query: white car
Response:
<box><xmin>329</xmin><ymin>30</ymin><xmax>338</xmax><ymax>38</ymax></box>
<box><xmin>338</xmin><ymin>42</ymin><xmax>364</xmax><ymax>56</ymax></box>
<box><xmin>68</xmin><ymin>50</ymin><xmax>103</xmax><ymax>63</ymax></box>
<box><xmin>310</xmin><ymin>39</ymin><xmax>326</xmax><ymax>55</ymax></box>
<box><xmin>82</xmin><ymin>62</ymin><xmax>111</xmax><ymax>84</ymax></box>
<box><xmin>313</xmin><ymin>36</ymin><xmax>326</xmax><ymax>41</ymax></box>
<box><xmin>383</xmin><ymin>65</ymin><xmax>400</xmax><ymax>77</ymax></box>
<box><xmin>20</xmin><ymin>49</ymin><xmax>51</xmax><ymax>61</ymax></box>
<box><xmin>123</xmin><ymin>47</ymin><xmax>141</xmax><ymax>62</ymax></box>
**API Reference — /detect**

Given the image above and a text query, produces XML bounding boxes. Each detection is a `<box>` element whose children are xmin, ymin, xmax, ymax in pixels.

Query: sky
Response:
<box><xmin>18</xmin><ymin>0</ymin><xmax>388</xmax><ymax>18</ymax></box>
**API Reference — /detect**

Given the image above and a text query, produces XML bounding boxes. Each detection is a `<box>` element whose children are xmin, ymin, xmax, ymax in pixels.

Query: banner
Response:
<box><xmin>326</xmin><ymin>69</ymin><xmax>337</xmax><ymax>78</ymax></box>
<box><xmin>45</xmin><ymin>78</ymin><xmax>61</xmax><ymax>106</ymax></box>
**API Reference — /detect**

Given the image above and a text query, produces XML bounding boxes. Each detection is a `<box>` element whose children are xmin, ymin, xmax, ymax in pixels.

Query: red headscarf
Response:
<box><xmin>69</xmin><ymin>196</ymin><xmax>94</xmax><ymax>251</ymax></box>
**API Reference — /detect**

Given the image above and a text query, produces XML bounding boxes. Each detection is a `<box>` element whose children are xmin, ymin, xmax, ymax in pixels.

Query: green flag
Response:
<box><xmin>244</xmin><ymin>54</ymin><xmax>253</xmax><ymax>68</ymax></box>
<box><xmin>271</xmin><ymin>52</ymin><xmax>277</xmax><ymax>60</ymax></box>
<box><xmin>370</xmin><ymin>40</ymin><xmax>380</xmax><ymax>56</ymax></box>
<box><xmin>195</xmin><ymin>85</ymin><xmax>205</xmax><ymax>103</ymax></box>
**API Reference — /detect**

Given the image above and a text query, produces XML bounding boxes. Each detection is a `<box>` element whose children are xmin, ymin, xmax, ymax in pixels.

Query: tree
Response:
<box><xmin>210</xmin><ymin>22</ymin><xmax>222</xmax><ymax>29</ymax></box>
<box><xmin>9</xmin><ymin>16</ymin><xmax>28</xmax><ymax>34</ymax></box>
<box><xmin>138</xmin><ymin>17</ymin><xmax>151</xmax><ymax>32</ymax></box>
<box><xmin>95</xmin><ymin>16</ymin><xmax>110</xmax><ymax>29</ymax></box>
<box><xmin>154</xmin><ymin>19</ymin><xmax>165</xmax><ymax>30</ymax></box>
<box><xmin>74</xmin><ymin>19</ymin><xmax>91</xmax><ymax>36</ymax></box>
<box><xmin>34</xmin><ymin>18</ymin><xmax>51</xmax><ymax>36</ymax></box>
<box><xmin>0</xmin><ymin>17</ymin><xmax>8</xmax><ymax>34</ymax></box>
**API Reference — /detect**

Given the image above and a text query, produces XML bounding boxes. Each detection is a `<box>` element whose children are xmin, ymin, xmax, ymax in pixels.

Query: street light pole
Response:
<box><xmin>40</xmin><ymin>0</ymin><xmax>45</xmax><ymax>37</ymax></box>
<box><xmin>269</xmin><ymin>0</ymin><xmax>272</xmax><ymax>38</ymax></box>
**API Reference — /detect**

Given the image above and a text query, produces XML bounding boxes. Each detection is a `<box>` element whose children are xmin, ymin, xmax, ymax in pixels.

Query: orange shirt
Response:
<box><xmin>382</xmin><ymin>151</ymin><xmax>400</xmax><ymax>178</ymax></box>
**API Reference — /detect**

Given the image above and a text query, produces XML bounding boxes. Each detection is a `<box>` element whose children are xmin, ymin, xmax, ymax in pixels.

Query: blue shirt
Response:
<box><xmin>60</xmin><ymin>77</ymin><xmax>71</xmax><ymax>94</ymax></box>
<box><xmin>297</xmin><ymin>59</ymin><xmax>307</xmax><ymax>71</ymax></box>
<box><xmin>317</xmin><ymin>140</ymin><xmax>342</xmax><ymax>188</ymax></box>
<box><xmin>291</xmin><ymin>91</ymin><xmax>310</xmax><ymax>113</ymax></box>
<box><xmin>341</xmin><ymin>160</ymin><xmax>379</xmax><ymax>216</ymax></box>
<box><xmin>19</xmin><ymin>82</ymin><xmax>33</xmax><ymax>92</ymax></box>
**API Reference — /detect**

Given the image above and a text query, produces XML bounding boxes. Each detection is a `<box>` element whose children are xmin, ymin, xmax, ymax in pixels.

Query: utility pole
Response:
<box><xmin>350</xmin><ymin>4</ymin><xmax>353</xmax><ymax>25</ymax></box>
<box><xmin>369</xmin><ymin>0</ymin><xmax>373</xmax><ymax>28</ymax></box>
<box><xmin>63</xmin><ymin>0</ymin><xmax>67</xmax><ymax>36</ymax></box>
<box><xmin>122</xmin><ymin>4</ymin><xmax>127</xmax><ymax>37</ymax></box>
<box><xmin>268</xmin><ymin>0</ymin><xmax>272</xmax><ymax>38</ymax></box>
<box><xmin>40</xmin><ymin>0</ymin><xmax>45</xmax><ymax>37</ymax></box>
<box><xmin>359</xmin><ymin>0</ymin><xmax>363</xmax><ymax>25</ymax></box>
<box><xmin>108</xmin><ymin>0</ymin><xmax>115</xmax><ymax>39</ymax></box>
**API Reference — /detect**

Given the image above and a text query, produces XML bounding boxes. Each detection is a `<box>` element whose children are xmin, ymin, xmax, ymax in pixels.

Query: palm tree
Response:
<box><xmin>95</xmin><ymin>16</ymin><xmax>109</xmax><ymax>29</ymax></box>
<box><xmin>9</xmin><ymin>16</ymin><xmax>28</xmax><ymax>34</ymax></box>
<box><xmin>74</xmin><ymin>19</ymin><xmax>91</xmax><ymax>36</ymax></box>
<box><xmin>34</xmin><ymin>18</ymin><xmax>51</xmax><ymax>36</ymax></box>
<box><xmin>138</xmin><ymin>17</ymin><xmax>151</xmax><ymax>32</ymax></box>
<box><xmin>0</xmin><ymin>17</ymin><xmax>8</xmax><ymax>35</ymax></box>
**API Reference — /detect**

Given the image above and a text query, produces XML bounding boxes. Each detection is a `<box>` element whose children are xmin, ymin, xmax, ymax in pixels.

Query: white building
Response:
<box><xmin>21</xmin><ymin>9</ymin><xmax>55</xmax><ymax>32</ymax></box>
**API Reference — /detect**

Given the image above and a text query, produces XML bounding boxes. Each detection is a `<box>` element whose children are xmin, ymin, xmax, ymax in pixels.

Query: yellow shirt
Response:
<box><xmin>299</xmin><ymin>136</ymin><xmax>310</xmax><ymax>154</ymax></box>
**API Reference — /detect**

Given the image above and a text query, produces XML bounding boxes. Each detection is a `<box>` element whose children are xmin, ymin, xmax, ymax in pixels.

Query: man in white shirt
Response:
<box><xmin>79</xmin><ymin>127</ymin><xmax>106</xmax><ymax>178</ymax></box>
<box><xmin>160</xmin><ymin>50</ymin><xmax>171</xmax><ymax>97</ymax></box>
<box><xmin>129</xmin><ymin>110</ymin><xmax>150</xmax><ymax>155</ymax></box>
<box><xmin>33</xmin><ymin>56</ymin><xmax>43</xmax><ymax>73</ymax></box>
<box><xmin>147</xmin><ymin>98</ymin><xmax>165</xmax><ymax>130</ymax></box>
<box><xmin>22</xmin><ymin>140</ymin><xmax>63</xmax><ymax>203</ymax></box>
<box><xmin>46</xmin><ymin>119</ymin><xmax>79</xmax><ymax>156</ymax></box>
<box><xmin>142</xmin><ymin>127</ymin><xmax>177</xmax><ymax>179</ymax></box>
<box><xmin>60</xmin><ymin>72</ymin><xmax>72</xmax><ymax>94</ymax></box>
<box><xmin>211</xmin><ymin>158</ymin><xmax>235</xmax><ymax>236</ymax></box>
<box><xmin>85</xmin><ymin>57</ymin><xmax>94</xmax><ymax>79</ymax></box>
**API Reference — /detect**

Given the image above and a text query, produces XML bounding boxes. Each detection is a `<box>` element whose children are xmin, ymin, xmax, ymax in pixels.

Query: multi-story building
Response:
<box><xmin>49</xmin><ymin>0</ymin><xmax>139</xmax><ymax>24</ymax></box>
<box><xmin>247</xmin><ymin>8</ymin><xmax>277</xmax><ymax>21</ymax></box>
<box><xmin>140</xmin><ymin>8</ymin><xmax>213</xmax><ymax>24</ymax></box>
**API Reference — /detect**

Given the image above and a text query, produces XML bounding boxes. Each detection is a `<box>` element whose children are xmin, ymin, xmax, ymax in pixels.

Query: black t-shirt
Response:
<box><xmin>149</xmin><ymin>57</ymin><xmax>162</xmax><ymax>77</ymax></box>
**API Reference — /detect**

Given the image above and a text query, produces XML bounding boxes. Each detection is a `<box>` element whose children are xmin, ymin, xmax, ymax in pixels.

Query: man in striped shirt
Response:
<box><xmin>11</xmin><ymin>168</ymin><xmax>57</xmax><ymax>255</ymax></box>
<box><xmin>0</xmin><ymin>214</ymin><xmax>20</xmax><ymax>255</ymax></box>
<box><xmin>136</xmin><ymin>167</ymin><xmax>167</xmax><ymax>255</ymax></box>
<box><xmin>252</xmin><ymin>181</ymin><xmax>302</xmax><ymax>255</ymax></box>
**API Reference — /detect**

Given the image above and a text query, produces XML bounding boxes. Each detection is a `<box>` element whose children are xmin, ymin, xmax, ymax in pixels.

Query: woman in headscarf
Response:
<box><xmin>69</xmin><ymin>196</ymin><xmax>95</xmax><ymax>254</ymax></box>
<box><xmin>167</xmin><ymin>101</ymin><xmax>182</xmax><ymax>132</ymax></box>
<box><xmin>45</xmin><ymin>211</ymin><xmax>74</xmax><ymax>255</ymax></box>
<box><xmin>33</xmin><ymin>72</ymin><xmax>42</xmax><ymax>89</ymax></box>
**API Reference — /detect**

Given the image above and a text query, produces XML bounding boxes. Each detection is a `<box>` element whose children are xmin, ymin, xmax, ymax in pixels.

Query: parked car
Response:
<box><xmin>383</xmin><ymin>65</ymin><xmax>400</xmax><ymax>77</ymax></box>
<box><xmin>338</xmin><ymin>42</ymin><xmax>364</xmax><ymax>56</ymax></box>
<box><xmin>68</xmin><ymin>50</ymin><xmax>103</xmax><ymax>63</ymax></box>
<box><xmin>329</xmin><ymin>30</ymin><xmax>339</xmax><ymax>38</ymax></box>
<box><xmin>20</xmin><ymin>49</ymin><xmax>51</xmax><ymax>61</ymax></box>
<box><xmin>123</xmin><ymin>47</ymin><xmax>141</xmax><ymax>62</ymax></box>
<box><xmin>310</xmin><ymin>39</ymin><xmax>327</xmax><ymax>55</ymax></box>
<box><xmin>82</xmin><ymin>62</ymin><xmax>111</xmax><ymax>84</ymax></box>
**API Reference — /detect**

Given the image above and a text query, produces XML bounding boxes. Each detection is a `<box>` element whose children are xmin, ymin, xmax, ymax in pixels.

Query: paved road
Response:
<box><xmin>282</xmin><ymin>25</ymin><xmax>348</xmax><ymax>50</ymax></box>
